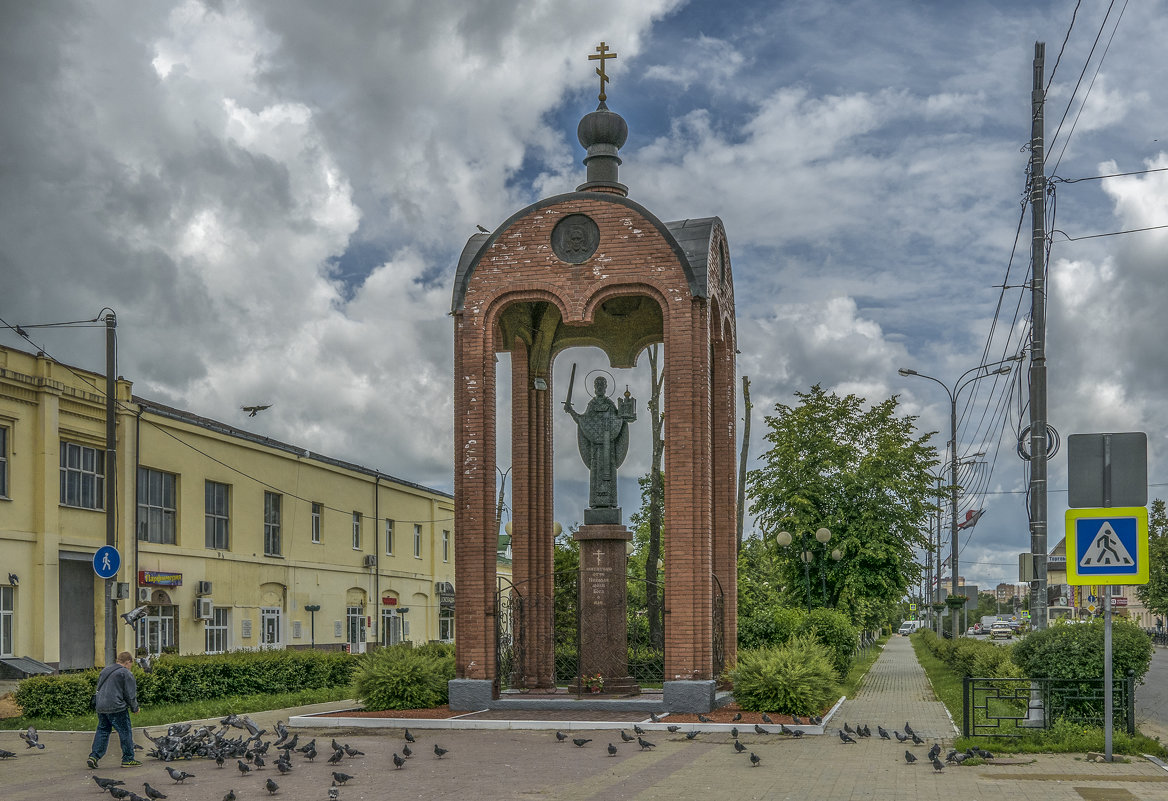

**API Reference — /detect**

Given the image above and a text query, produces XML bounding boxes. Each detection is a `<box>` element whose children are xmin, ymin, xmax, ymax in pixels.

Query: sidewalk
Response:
<box><xmin>1</xmin><ymin>638</ymin><xmax>1166</xmax><ymax>800</ymax></box>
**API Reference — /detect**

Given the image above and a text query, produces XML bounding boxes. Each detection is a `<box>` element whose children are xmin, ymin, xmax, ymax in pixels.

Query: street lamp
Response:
<box><xmin>898</xmin><ymin>359</ymin><xmax>1015</xmax><ymax>639</ymax></box>
<box><xmin>304</xmin><ymin>604</ymin><xmax>321</xmax><ymax>648</ymax></box>
<box><xmin>776</xmin><ymin>527</ymin><xmax>838</xmax><ymax>612</ymax></box>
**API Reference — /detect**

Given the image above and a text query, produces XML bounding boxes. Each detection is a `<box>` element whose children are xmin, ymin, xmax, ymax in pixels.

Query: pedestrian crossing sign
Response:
<box><xmin>1065</xmin><ymin>506</ymin><xmax>1149</xmax><ymax>585</ymax></box>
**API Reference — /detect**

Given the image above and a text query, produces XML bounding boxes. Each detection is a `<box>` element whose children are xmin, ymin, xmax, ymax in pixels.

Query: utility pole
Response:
<box><xmin>104</xmin><ymin>311</ymin><xmax>118</xmax><ymax>665</ymax></box>
<box><xmin>1029</xmin><ymin>42</ymin><xmax>1050</xmax><ymax>632</ymax></box>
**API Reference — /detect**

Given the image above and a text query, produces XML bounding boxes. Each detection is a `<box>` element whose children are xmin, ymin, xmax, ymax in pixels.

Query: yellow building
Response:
<box><xmin>0</xmin><ymin>344</ymin><xmax>487</xmax><ymax>670</ymax></box>
<box><xmin>1046</xmin><ymin>536</ymin><xmax>1153</xmax><ymax>627</ymax></box>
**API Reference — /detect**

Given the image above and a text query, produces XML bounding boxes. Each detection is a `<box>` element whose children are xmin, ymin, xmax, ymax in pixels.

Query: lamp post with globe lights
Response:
<box><xmin>897</xmin><ymin>358</ymin><xmax>1018</xmax><ymax>639</ymax></box>
<box><xmin>775</xmin><ymin>527</ymin><xmax>840</xmax><ymax>612</ymax></box>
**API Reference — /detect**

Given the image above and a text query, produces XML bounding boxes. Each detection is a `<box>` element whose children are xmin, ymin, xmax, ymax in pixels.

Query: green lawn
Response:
<box><xmin>0</xmin><ymin>685</ymin><xmax>353</xmax><ymax>731</ymax></box>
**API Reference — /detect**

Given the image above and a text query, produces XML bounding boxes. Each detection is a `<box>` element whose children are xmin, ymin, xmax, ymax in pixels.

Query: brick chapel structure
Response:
<box><xmin>450</xmin><ymin>60</ymin><xmax>737</xmax><ymax>712</ymax></box>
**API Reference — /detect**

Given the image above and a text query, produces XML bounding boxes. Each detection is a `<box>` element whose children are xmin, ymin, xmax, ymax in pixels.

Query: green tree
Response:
<box><xmin>1135</xmin><ymin>498</ymin><xmax>1168</xmax><ymax>621</ymax></box>
<box><xmin>747</xmin><ymin>385</ymin><xmax>938</xmax><ymax>630</ymax></box>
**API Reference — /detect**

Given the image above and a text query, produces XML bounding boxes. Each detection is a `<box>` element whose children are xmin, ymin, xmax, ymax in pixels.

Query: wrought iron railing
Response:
<box><xmin>962</xmin><ymin>672</ymin><xmax>1136</xmax><ymax>738</ymax></box>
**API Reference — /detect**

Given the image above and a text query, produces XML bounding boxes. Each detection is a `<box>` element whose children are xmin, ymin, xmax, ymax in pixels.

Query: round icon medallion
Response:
<box><xmin>551</xmin><ymin>214</ymin><xmax>600</xmax><ymax>264</ymax></box>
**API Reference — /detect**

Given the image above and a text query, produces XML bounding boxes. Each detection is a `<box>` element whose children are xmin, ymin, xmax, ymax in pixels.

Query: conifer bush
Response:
<box><xmin>352</xmin><ymin>642</ymin><xmax>455</xmax><ymax>710</ymax></box>
<box><xmin>729</xmin><ymin>636</ymin><xmax>839</xmax><ymax>715</ymax></box>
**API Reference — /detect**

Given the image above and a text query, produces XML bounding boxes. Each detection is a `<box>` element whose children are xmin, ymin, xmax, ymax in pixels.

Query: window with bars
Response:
<box><xmin>264</xmin><ymin>492</ymin><xmax>282</xmax><ymax>556</ymax></box>
<box><xmin>59</xmin><ymin>441</ymin><xmax>104</xmax><ymax>509</ymax></box>
<box><xmin>137</xmin><ymin>468</ymin><xmax>177</xmax><ymax>544</ymax></box>
<box><xmin>414</xmin><ymin>524</ymin><xmax>422</xmax><ymax>558</ymax></box>
<box><xmin>352</xmin><ymin>511</ymin><xmax>361</xmax><ymax>550</ymax></box>
<box><xmin>205</xmin><ymin>481</ymin><xmax>230</xmax><ymax>550</ymax></box>
<box><xmin>311</xmin><ymin>502</ymin><xmax>322</xmax><ymax>544</ymax></box>
<box><xmin>204</xmin><ymin>607</ymin><xmax>229</xmax><ymax>654</ymax></box>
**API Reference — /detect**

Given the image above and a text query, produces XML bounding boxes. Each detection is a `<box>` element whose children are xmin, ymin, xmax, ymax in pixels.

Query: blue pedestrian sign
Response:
<box><xmin>1065</xmin><ymin>507</ymin><xmax>1149</xmax><ymax>585</ymax></box>
<box><xmin>93</xmin><ymin>545</ymin><xmax>121</xmax><ymax>579</ymax></box>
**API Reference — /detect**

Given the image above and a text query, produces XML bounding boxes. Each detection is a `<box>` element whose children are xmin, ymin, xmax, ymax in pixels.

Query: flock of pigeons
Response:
<box><xmin>836</xmin><ymin>719</ymin><xmax>993</xmax><ymax>772</ymax></box>
<box><xmin>3</xmin><ymin>716</ymin><xmax>449</xmax><ymax>800</ymax></box>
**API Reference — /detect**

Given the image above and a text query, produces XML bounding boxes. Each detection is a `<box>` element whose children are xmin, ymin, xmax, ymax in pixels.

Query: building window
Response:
<box><xmin>205</xmin><ymin>607</ymin><xmax>229</xmax><ymax>654</ymax></box>
<box><xmin>264</xmin><ymin>492</ymin><xmax>282</xmax><ymax>556</ymax></box>
<box><xmin>414</xmin><ymin>524</ymin><xmax>422</xmax><ymax>558</ymax></box>
<box><xmin>59</xmin><ymin>441</ymin><xmax>104</xmax><ymax>509</ymax></box>
<box><xmin>311</xmin><ymin>502</ymin><xmax>322</xmax><ymax>544</ymax></box>
<box><xmin>0</xmin><ymin>586</ymin><xmax>12</xmax><ymax>657</ymax></box>
<box><xmin>135</xmin><ymin>605</ymin><xmax>177</xmax><ymax>656</ymax></box>
<box><xmin>385</xmin><ymin>520</ymin><xmax>394</xmax><ymax>555</ymax></box>
<box><xmin>442</xmin><ymin>530</ymin><xmax>450</xmax><ymax>562</ymax></box>
<box><xmin>352</xmin><ymin>512</ymin><xmax>362</xmax><ymax>550</ymax></box>
<box><xmin>137</xmin><ymin>468</ymin><xmax>177</xmax><ymax>544</ymax></box>
<box><xmin>438</xmin><ymin>608</ymin><xmax>454</xmax><ymax>642</ymax></box>
<box><xmin>260</xmin><ymin>607</ymin><xmax>282</xmax><ymax>648</ymax></box>
<box><xmin>380</xmin><ymin>608</ymin><xmax>401</xmax><ymax>646</ymax></box>
<box><xmin>205</xmin><ymin>481</ymin><xmax>230</xmax><ymax>550</ymax></box>
<box><xmin>0</xmin><ymin>426</ymin><xmax>9</xmax><ymax>498</ymax></box>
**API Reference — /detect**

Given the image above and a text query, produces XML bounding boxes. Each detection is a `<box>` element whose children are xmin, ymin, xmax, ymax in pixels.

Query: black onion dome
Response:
<box><xmin>577</xmin><ymin>101</ymin><xmax>628</xmax><ymax>151</ymax></box>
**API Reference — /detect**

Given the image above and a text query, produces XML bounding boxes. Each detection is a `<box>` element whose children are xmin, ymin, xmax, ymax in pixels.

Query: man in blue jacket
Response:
<box><xmin>87</xmin><ymin>651</ymin><xmax>140</xmax><ymax>768</ymax></box>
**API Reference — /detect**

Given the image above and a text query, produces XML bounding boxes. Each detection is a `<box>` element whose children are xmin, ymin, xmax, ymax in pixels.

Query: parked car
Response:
<box><xmin>990</xmin><ymin>621</ymin><xmax>1013</xmax><ymax>640</ymax></box>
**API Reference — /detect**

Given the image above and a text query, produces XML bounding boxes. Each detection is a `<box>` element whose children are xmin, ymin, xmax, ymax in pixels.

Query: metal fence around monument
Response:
<box><xmin>961</xmin><ymin>673</ymin><xmax>1136</xmax><ymax>738</ymax></box>
<box><xmin>494</xmin><ymin>570</ymin><xmax>667</xmax><ymax>693</ymax></box>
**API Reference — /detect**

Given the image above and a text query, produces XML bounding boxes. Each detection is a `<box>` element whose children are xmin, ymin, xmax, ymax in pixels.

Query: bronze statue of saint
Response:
<box><xmin>564</xmin><ymin>375</ymin><xmax>636</xmax><ymax>511</ymax></box>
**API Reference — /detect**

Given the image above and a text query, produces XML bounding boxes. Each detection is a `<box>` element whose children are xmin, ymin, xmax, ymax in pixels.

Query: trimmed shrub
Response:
<box><xmin>914</xmin><ymin>628</ymin><xmax>1019</xmax><ymax>678</ymax></box>
<box><xmin>352</xmin><ymin>643</ymin><xmax>455</xmax><ymax>710</ymax></box>
<box><xmin>729</xmin><ymin>636</ymin><xmax>840</xmax><ymax>715</ymax></box>
<box><xmin>1012</xmin><ymin>619</ymin><xmax>1153</xmax><ymax>683</ymax></box>
<box><xmin>795</xmin><ymin>608</ymin><xmax>857</xmax><ymax>677</ymax></box>
<box><xmin>738</xmin><ymin>606</ymin><xmax>806</xmax><ymax>651</ymax></box>
<box><xmin>14</xmin><ymin>671</ymin><xmax>100</xmax><ymax>718</ymax></box>
<box><xmin>13</xmin><ymin>649</ymin><xmax>357</xmax><ymax>719</ymax></box>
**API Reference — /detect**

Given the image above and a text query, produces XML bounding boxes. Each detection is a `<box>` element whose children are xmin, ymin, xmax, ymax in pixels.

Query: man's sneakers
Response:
<box><xmin>86</xmin><ymin>756</ymin><xmax>99</xmax><ymax>769</ymax></box>
<box><xmin>120</xmin><ymin>759</ymin><xmax>141</xmax><ymax>767</ymax></box>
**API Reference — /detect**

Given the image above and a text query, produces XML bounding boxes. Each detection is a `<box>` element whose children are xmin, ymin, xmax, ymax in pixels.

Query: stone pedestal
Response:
<box><xmin>573</xmin><ymin>523</ymin><xmax>639</xmax><ymax>694</ymax></box>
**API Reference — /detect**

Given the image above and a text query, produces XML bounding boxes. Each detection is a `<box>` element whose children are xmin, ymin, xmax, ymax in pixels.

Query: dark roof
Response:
<box><xmin>452</xmin><ymin>191</ymin><xmax>722</xmax><ymax>312</ymax></box>
<box><xmin>134</xmin><ymin>396</ymin><xmax>453</xmax><ymax>500</ymax></box>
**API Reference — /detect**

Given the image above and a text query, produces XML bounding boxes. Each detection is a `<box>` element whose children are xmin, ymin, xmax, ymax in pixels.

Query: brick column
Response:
<box><xmin>510</xmin><ymin>339</ymin><xmax>556</xmax><ymax>690</ymax></box>
<box><xmin>453</xmin><ymin>316</ymin><xmax>497</xmax><ymax>684</ymax></box>
<box><xmin>711</xmin><ymin>323</ymin><xmax>738</xmax><ymax>671</ymax></box>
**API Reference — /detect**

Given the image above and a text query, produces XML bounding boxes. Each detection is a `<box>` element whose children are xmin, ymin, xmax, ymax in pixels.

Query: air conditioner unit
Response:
<box><xmin>362</xmin><ymin>555</ymin><xmax>377</xmax><ymax>568</ymax></box>
<box><xmin>137</xmin><ymin>587</ymin><xmax>150</xmax><ymax>603</ymax></box>
<box><xmin>196</xmin><ymin>581</ymin><xmax>213</xmax><ymax>596</ymax></box>
<box><xmin>194</xmin><ymin>598</ymin><xmax>214</xmax><ymax>620</ymax></box>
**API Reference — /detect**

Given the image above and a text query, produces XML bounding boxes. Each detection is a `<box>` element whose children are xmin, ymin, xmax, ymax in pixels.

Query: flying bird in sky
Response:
<box><xmin>241</xmin><ymin>404</ymin><xmax>272</xmax><ymax>417</ymax></box>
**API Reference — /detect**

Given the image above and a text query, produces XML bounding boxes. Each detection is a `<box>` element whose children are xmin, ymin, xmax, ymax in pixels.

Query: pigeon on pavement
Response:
<box><xmin>877</xmin><ymin>726</ymin><xmax>891</xmax><ymax>740</ymax></box>
<box><xmin>733</xmin><ymin>740</ymin><xmax>746</xmax><ymax>754</ymax></box>
<box><xmin>749</xmin><ymin>752</ymin><xmax>761</xmax><ymax>767</ymax></box>
<box><xmin>649</xmin><ymin>712</ymin><xmax>660</xmax><ymax>722</ymax></box>
<box><xmin>730</xmin><ymin>727</ymin><xmax>738</xmax><ymax>739</ymax></box>
<box><xmin>620</xmin><ymin>730</ymin><xmax>635</xmax><ymax>742</ymax></box>
<box><xmin>20</xmin><ymin>726</ymin><xmax>45</xmax><ymax>749</ymax></box>
<box><xmin>843</xmin><ymin>722</ymin><xmax>855</xmax><ymax>734</ymax></box>
<box><xmin>392</xmin><ymin>753</ymin><xmax>405</xmax><ymax>769</ymax></box>
<box><xmin>932</xmin><ymin>757</ymin><xmax>945</xmax><ymax>772</ymax></box>
<box><xmin>904</xmin><ymin>751</ymin><xmax>917</xmax><ymax>764</ymax></box>
<box><xmin>911</xmin><ymin>733</ymin><xmax>924</xmax><ymax>746</ymax></box>
<box><xmin>433</xmin><ymin>744</ymin><xmax>448</xmax><ymax>759</ymax></box>
<box><xmin>667</xmin><ymin>725</ymin><xmax>680</xmax><ymax>733</ymax></box>
<box><xmin>264</xmin><ymin>778</ymin><xmax>278</xmax><ymax>795</ymax></box>
<box><xmin>236</xmin><ymin>761</ymin><xmax>251</xmax><ymax>776</ymax></box>
<box><xmin>754</xmin><ymin>724</ymin><xmax>768</xmax><ymax>735</ymax></box>
<box><xmin>904</xmin><ymin>722</ymin><xmax>915</xmax><ymax>736</ymax></box>
<box><xmin>403</xmin><ymin>744</ymin><xmax>412</xmax><ymax>759</ymax></box>
<box><xmin>142</xmin><ymin>782</ymin><xmax>167</xmax><ymax>800</ymax></box>
<box><xmin>572</xmin><ymin>738</ymin><xmax>592</xmax><ymax>748</ymax></box>
<box><xmin>633</xmin><ymin>725</ymin><xmax>645</xmax><ymax>735</ymax></box>
<box><xmin>555</xmin><ymin>731</ymin><xmax>567</xmax><ymax>742</ymax></box>
<box><xmin>607</xmin><ymin>743</ymin><xmax>617</xmax><ymax>757</ymax></box>
<box><xmin>331</xmin><ymin>772</ymin><xmax>352</xmax><ymax>785</ymax></box>
<box><xmin>165</xmin><ymin>767</ymin><xmax>194</xmax><ymax>783</ymax></box>
<box><xmin>839</xmin><ymin>731</ymin><xmax>857</xmax><ymax>744</ymax></box>
<box><xmin>0</xmin><ymin>749</ymin><xmax>16</xmax><ymax>759</ymax></box>
<box><xmin>894</xmin><ymin>730</ymin><xmax>908</xmax><ymax>742</ymax></box>
<box><xmin>93</xmin><ymin>777</ymin><xmax>125</xmax><ymax>790</ymax></box>
<box><xmin>637</xmin><ymin>737</ymin><xmax>655</xmax><ymax>750</ymax></box>
<box><xmin>685</xmin><ymin>730</ymin><xmax>699</xmax><ymax>740</ymax></box>
<box><xmin>404</xmin><ymin>729</ymin><xmax>415</xmax><ymax>743</ymax></box>
<box><xmin>222</xmin><ymin>791</ymin><xmax>235</xmax><ymax>801</ymax></box>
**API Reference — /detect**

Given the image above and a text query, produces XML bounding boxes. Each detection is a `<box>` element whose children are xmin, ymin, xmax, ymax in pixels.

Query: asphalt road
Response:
<box><xmin>1136</xmin><ymin>645</ymin><xmax>1168</xmax><ymax>742</ymax></box>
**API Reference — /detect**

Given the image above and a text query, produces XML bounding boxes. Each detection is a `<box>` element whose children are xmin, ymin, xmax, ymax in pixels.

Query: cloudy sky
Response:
<box><xmin>3</xmin><ymin>0</ymin><xmax>1167</xmax><ymax>592</ymax></box>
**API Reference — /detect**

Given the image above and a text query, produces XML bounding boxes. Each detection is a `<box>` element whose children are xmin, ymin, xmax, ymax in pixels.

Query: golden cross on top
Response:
<box><xmin>588</xmin><ymin>41</ymin><xmax>618</xmax><ymax>102</ymax></box>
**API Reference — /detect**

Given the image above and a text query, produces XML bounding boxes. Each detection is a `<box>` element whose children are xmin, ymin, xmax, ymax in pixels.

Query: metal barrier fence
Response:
<box><xmin>962</xmin><ymin>673</ymin><xmax>1136</xmax><ymax>738</ymax></box>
